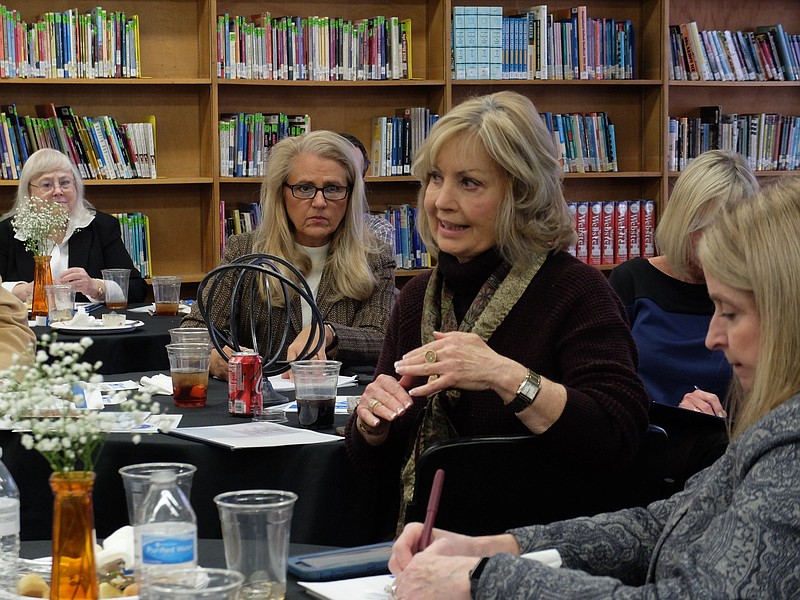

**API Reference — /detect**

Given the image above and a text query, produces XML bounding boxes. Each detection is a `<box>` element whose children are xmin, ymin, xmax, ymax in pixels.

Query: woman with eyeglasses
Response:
<box><xmin>0</xmin><ymin>148</ymin><xmax>147</xmax><ymax>304</ymax></box>
<box><xmin>182</xmin><ymin>130</ymin><xmax>396</xmax><ymax>379</ymax></box>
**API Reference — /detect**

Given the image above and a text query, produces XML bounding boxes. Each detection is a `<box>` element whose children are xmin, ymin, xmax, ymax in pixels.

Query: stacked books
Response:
<box><xmin>217</xmin><ymin>13</ymin><xmax>412</xmax><ymax>81</ymax></box>
<box><xmin>540</xmin><ymin>111</ymin><xmax>618</xmax><ymax>173</ymax></box>
<box><xmin>669</xmin><ymin>22</ymin><xmax>799</xmax><ymax>82</ymax></box>
<box><xmin>113</xmin><ymin>212</ymin><xmax>151</xmax><ymax>278</ymax></box>
<box><xmin>384</xmin><ymin>205</ymin><xmax>429</xmax><ymax>270</ymax></box>
<box><xmin>567</xmin><ymin>200</ymin><xmax>655</xmax><ymax>266</ymax></box>
<box><xmin>0</xmin><ymin>103</ymin><xmax>156</xmax><ymax>180</ymax></box>
<box><xmin>369</xmin><ymin>108</ymin><xmax>439</xmax><ymax>177</ymax></box>
<box><xmin>0</xmin><ymin>5</ymin><xmax>141</xmax><ymax>79</ymax></box>
<box><xmin>668</xmin><ymin>110</ymin><xmax>800</xmax><ymax>172</ymax></box>
<box><xmin>218</xmin><ymin>113</ymin><xmax>310</xmax><ymax>178</ymax></box>
<box><xmin>452</xmin><ymin>5</ymin><xmax>635</xmax><ymax>81</ymax></box>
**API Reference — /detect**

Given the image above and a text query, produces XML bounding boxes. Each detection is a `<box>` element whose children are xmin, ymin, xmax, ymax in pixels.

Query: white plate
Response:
<box><xmin>50</xmin><ymin>320</ymin><xmax>145</xmax><ymax>335</ymax></box>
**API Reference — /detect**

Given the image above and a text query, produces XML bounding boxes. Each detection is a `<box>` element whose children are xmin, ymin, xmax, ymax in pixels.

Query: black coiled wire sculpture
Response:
<box><xmin>196</xmin><ymin>254</ymin><xmax>326</xmax><ymax>401</ymax></box>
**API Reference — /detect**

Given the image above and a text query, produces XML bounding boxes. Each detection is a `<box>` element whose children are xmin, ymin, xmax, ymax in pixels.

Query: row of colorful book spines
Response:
<box><xmin>567</xmin><ymin>200</ymin><xmax>656</xmax><ymax>266</ymax></box>
<box><xmin>668</xmin><ymin>114</ymin><xmax>800</xmax><ymax>173</ymax></box>
<box><xmin>222</xmin><ymin>207</ymin><xmax>262</xmax><ymax>239</ymax></box>
<box><xmin>217</xmin><ymin>14</ymin><xmax>411</xmax><ymax>81</ymax></box>
<box><xmin>540</xmin><ymin>112</ymin><xmax>618</xmax><ymax>174</ymax></box>
<box><xmin>669</xmin><ymin>23</ymin><xmax>799</xmax><ymax>82</ymax></box>
<box><xmin>218</xmin><ymin>114</ymin><xmax>310</xmax><ymax>178</ymax></box>
<box><xmin>112</xmin><ymin>212</ymin><xmax>151</xmax><ymax>279</ymax></box>
<box><xmin>0</xmin><ymin>7</ymin><xmax>141</xmax><ymax>79</ymax></box>
<box><xmin>382</xmin><ymin>206</ymin><xmax>430</xmax><ymax>271</ymax></box>
<box><xmin>454</xmin><ymin>16</ymin><xmax>634</xmax><ymax>81</ymax></box>
<box><xmin>369</xmin><ymin>113</ymin><xmax>439</xmax><ymax>178</ymax></box>
<box><xmin>0</xmin><ymin>109</ymin><xmax>155</xmax><ymax>182</ymax></box>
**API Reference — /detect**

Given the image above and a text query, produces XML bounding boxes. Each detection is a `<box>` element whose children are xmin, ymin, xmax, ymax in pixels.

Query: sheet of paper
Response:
<box><xmin>267</xmin><ymin>374</ymin><xmax>357</xmax><ymax>392</ymax></box>
<box><xmin>298</xmin><ymin>574</ymin><xmax>394</xmax><ymax>600</ymax></box>
<box><xmin>169</xmin><ymin>421</ymin><xmax>341</xmax><ymax>449</ymax></box>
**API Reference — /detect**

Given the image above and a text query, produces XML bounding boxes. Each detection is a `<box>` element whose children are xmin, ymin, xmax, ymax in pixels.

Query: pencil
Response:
<box><xmin>418</xmin><ymin>468</ymin><xmax>445</xmax><ymax>552</ymax></box>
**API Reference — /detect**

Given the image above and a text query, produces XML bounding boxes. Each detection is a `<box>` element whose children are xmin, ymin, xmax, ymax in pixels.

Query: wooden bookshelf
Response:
<box><xmin>2</xmin><ymin>0</ymin><xmax>798</xmax><ymax>286</ymax></box>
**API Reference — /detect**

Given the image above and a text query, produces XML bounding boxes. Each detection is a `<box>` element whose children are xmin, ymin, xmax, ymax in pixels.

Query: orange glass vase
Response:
<box><xmin>32</xmin><ymin>255</ymin><xmax>54</xmax><ymax>318</ymax></box>
<box><xmin>49</xmin><ymin>472</ymin><xmax>99</xmax><ymax>600</ymax></box>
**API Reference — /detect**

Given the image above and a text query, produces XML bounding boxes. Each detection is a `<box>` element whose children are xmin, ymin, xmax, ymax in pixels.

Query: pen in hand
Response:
<box><xmin>418</xmin><ymin>468</ymin><xmax>445</xmax><ymax>552</ymax></box>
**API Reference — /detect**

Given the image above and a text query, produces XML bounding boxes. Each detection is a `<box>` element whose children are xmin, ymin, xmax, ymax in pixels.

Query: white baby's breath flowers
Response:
<box><xmin>0</xmin><ymin>334</ymin><xmax>161</xmax><ymax>473</ymax></box>
<box><xmin>11</xmin><ymin>196</ymin><xmax>70</xmax><ymax>256</ymax></box>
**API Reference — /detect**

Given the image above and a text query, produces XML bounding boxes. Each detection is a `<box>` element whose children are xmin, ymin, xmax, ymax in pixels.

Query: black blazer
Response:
<box><xmin>0</xmin><ymin>211</ymin><xmax>148</xmax><ymax>303</ymax></box>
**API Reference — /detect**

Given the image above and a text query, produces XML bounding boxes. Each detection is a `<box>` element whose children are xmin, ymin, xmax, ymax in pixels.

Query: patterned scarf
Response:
<box><xmin>396</xmin><ymin>251</ymin><xmax>548</xmax><ymax>531</ymax></box>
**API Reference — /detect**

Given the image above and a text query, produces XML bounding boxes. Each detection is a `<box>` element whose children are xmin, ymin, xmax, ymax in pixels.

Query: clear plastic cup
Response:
<box><xmin>118</xmin><ymin>462</ymin><xmax>197</xmax><ymax>525</ymax></box>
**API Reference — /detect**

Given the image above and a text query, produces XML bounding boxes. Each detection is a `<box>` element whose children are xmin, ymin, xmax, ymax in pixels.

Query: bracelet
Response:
<box><xmin>94</xmin><ymin>280</ymin><xmax>105</xmax><ymax>299</ymax></box>
<box><xmin>324</xmin><ymin>321</ymin><xmax>339</xmax><ymax>353</ymax></box>
<box><xmin>357</xmin><ymin>416</ymin><xmax>387</xmax><ymax>437</ymax></box>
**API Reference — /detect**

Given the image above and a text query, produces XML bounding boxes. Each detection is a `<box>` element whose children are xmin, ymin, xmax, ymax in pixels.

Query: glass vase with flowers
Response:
<box><xmin>0</xmin><ymin>335</ymin><xmax>164</xmax><ymax>599</ymax></box>
<box><xmin>11</xmin><ymin>196</ymin><xmax>69</xmax><ymax>318</ymax></box>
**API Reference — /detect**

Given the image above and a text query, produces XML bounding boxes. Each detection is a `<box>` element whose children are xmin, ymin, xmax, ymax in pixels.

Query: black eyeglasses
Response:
<box><xmin>283</xmin><ymin>183</ymin><xmax>350</xmax><ymax>202</ymax></box>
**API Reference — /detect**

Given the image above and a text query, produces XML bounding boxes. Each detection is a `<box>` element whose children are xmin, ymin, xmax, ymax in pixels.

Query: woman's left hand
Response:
<box><xmin>394</xmin><ymin>331</ymin><xmax>510</xmax><ymax>398</ymax></box>
<box><xmin>58</xmin><ymin>267</ymin><xmax>99</xmax><ymax>299</ymax></box>
<box><xmin>390</xmin><ymin>552</ymin><xmax>475</xmax><ymax>600</ymax></box>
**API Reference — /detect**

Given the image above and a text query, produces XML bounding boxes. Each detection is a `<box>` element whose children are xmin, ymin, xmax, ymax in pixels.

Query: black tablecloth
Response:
<box><xmin>34</xmin><ymin>305</ymin><xmax>182</xmax><ymax>374</ymax></box>
<box><xmin>1</xmin><ymin>372</ymin><xmax>388</xmax><ymax>548</ymax></box>
<box><xmin>21</xmin><ymin>539</ymin><xmax>338</xmax><ymax>599</ymax></box>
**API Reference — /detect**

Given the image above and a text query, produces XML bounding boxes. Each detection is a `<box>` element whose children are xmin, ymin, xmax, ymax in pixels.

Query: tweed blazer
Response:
<box><xmin>474</xmin><ymin>394</ymin><xmax>800</xmax><ymax>599</ymax></box>
<box><xmin>182</xmin><ymin>231</ymin><xmax>395</xmax><ymax>366</ymax></box>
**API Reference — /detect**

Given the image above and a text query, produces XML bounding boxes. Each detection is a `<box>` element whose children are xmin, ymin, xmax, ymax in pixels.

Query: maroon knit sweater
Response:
<box><xmin>345</xmin><ymin>250</ymin><xmax>649</xmax><ymax>478</ymax></box>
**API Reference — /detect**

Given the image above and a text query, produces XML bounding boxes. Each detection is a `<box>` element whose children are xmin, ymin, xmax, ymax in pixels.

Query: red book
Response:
<box><xmin>588</xmin><ymin>201</ymin><xmax>602</xmax><ymax>265</ymax></box>
<box><xmin>615</xmin><ymin>201</ymin><xmax>629</xmax><ymax>264</ymax></box>
<box><xmin>628</xmin><ymin>201</ymin><xmax>642</xmax><ymax>258</ymax></box>
<box><xmin>642</xmin><ymin>200</ymin><xmax>656</xmax><ymax>258</ymax></box>
<box><xmin>601</xmin><ymin>201</ymin><xmax>615</xmax><ymax>264</ymax></box>
<box><xmin>575</xmin><ymin>202</ymin><xmax>589</xmax><ymax>263</ymax></box>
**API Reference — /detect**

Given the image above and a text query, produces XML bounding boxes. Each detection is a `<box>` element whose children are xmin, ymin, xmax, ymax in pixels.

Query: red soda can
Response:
<box><xmin>228</xmin><ymin>351</ymin><xmax>263</xmax><ymax>416</ymax></box>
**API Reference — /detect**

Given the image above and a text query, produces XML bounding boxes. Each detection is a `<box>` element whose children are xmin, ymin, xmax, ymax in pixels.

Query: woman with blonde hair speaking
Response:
<box><xmin>345</xmin><ymin>91</ymin><xmax>648</xmax><ymax>532</ymax></box>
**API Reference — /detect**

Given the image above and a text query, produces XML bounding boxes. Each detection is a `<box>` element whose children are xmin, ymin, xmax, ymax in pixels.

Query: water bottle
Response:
<box><xmin>0</xmin><ymin>448</ymin><xmax>20</xmax><ymax>594</ymax></box>
<box><xmin>134</xmin><ymin>470</ymin><xmax>197</xmax><ymax>597</ymax></box>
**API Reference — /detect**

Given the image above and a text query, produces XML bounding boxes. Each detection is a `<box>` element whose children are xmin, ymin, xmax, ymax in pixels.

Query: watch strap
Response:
<box><xmin>469</xmin><ymin>556</ymin><xmax>491</xmax><ymax>598</ymax></box>
<box><xmin>507</xmin><ymin>369</ymin><xmax>541</xmax><ymax>413</ymax></box>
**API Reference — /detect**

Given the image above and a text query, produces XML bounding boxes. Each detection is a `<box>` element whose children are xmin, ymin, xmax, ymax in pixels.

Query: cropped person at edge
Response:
<box><xmin>0</xmin><ymin>148</ymin><xmax>147</xmax><ymax>303</ymax></box>
<box><xmin>344</xmin><ymin>90</ymin><xmax>649</xmax><ymax>530</ymax></box>
<box><xmin>387</xmin><ymin>177</ymin><xmax>800</xmax><ymax>600</ymax></box>
<box><xmin>609</xmin><ymin>149</ymin><xmax>759</xmax><ymax>415</ymax></box>
<box><xmin>182</xmin><ymin>130</ymin><xmax>396</xmax><ymax>378</ymax></box>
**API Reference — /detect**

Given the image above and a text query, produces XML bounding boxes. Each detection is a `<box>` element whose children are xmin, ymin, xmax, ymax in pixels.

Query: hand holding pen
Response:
<box><xmin>679</xmin><ymin>386</ymin><xmax>728</xmax><ymax>418</ymax></box>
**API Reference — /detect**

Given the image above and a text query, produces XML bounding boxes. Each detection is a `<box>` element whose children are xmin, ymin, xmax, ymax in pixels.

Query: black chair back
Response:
<box><xmin>405</xmin><ymin>425</ymin><xmax>671</xmax><ymax>536</ymax></box>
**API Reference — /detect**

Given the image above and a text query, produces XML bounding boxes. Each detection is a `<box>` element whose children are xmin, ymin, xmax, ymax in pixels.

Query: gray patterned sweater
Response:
<box><xmin>477</xmin><ymin>394</ymin><xmax>800</xmax><ymax>599</ymax></box>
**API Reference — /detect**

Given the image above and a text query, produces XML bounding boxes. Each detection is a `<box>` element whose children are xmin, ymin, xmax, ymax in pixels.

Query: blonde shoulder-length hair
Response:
<box><xmin>656</xmin><ymin>150</ymin><xmax>759</xmax><ymax>280</ymax></box>
<box><xmin>698</xmin><ymin>178</ymin><xmax>800</xmax><ymax>440</ymax></box>
<box><xmin>252</xmin><ymin>130</ymin><xmax>377</xmax><ymax>305</ymax></box>
<box><xmin>410</xmin><ymin>91</ymin><xmax>576</xmax><ymax>265</ymax></box>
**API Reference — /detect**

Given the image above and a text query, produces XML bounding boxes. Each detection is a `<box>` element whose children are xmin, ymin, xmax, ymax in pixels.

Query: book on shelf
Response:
<box><xmin>219</xmin><ymin>112</ymin><xmax>309</xmax><ymax>177</ymax></box>
<box><xmin>369</xmin><ymin>108</ymin><xmax>438</xmax><ymax>178</ymax></box>
<box><xmin>113</xmin><ymin>211</ymin><xmax>151</xmax><ymax>278</ymax></box>
<box><xmin>216</xmin><ymin>12</ymin><xmax>412</xmax><ymax>81</ymax></box>
<box><xmin>0</xmin><ymin>103</ymin><xmax>157</xmax><ymax>181</ymax></box>
<box><xmin>384</xmin><ymin>204</ymin><xmax>428</xmax><ymax>270</ymax></box>
<box><xmin>568</xmin><ymin>200</ymin><xmax>654</xmax><ymax>266</ymax></box>
<box><xmin>1</xmin><ymin>6</ymin><xmax>141</xmax><ymax>79</ymax></box>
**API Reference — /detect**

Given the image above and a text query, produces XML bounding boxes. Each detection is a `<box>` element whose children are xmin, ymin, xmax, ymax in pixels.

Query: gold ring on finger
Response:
<box><xmin>368</xmin><ymin>399</ymin><xmax>381</xmax><ymax>412</ymax></box>
<box><xmin>424</xmin><ymin>349</ymin><xmax>437</xmax><ymax>363</ymax></box>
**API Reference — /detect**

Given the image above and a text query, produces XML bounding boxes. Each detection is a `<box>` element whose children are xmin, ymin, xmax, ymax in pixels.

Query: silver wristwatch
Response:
<box><xmin>506</xmin><ymin>369</ymin><xmax>541</xmax><ymax>413</ymax></box>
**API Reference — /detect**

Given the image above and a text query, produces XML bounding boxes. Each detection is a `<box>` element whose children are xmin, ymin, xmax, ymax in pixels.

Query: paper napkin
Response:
<box><xmin>139</xmin><ymin>374</ymin><xmax>173</xmax><ymax>395</ymax></box>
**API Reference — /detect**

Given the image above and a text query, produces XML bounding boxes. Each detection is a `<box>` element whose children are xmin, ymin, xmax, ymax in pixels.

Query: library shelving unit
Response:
<box><xmin>2</xmin><ymin>0</ymin><xmax>797</xmax><ymax>285</ymax></box>
<box><xmin>667</xmin><ymin>0</ymin><xmax>800</xmax><ymax>182</ymax></box>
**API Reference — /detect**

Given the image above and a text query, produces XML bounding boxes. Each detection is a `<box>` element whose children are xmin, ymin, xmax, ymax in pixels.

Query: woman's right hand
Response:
<box><xmin>679</xmin><ymin>388</ymin><xmax>727</xmax><ymax>418</ymax></box>
<box><xmin>354</xmin><ymin>374</ymin><xmax>414</xmax><ymax>444</ymax></box>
